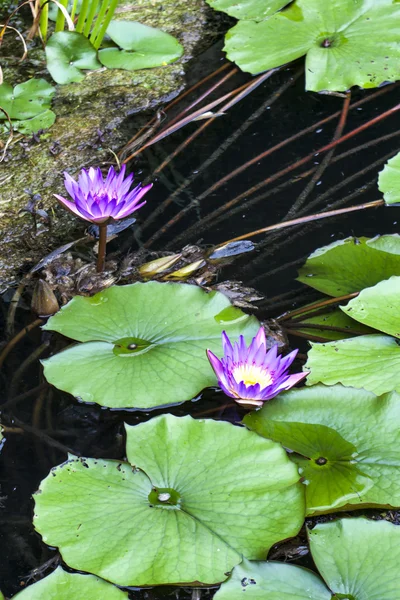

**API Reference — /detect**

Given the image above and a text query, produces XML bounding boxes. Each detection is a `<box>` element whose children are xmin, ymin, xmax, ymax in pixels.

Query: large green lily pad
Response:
<box><xmin>297</xmin><ymin>236</ymin><xmax>400</xmax><ymax>296</ymax></box>
<box><xmin>379</xmin><ymin>151</ymin><xmax>400</xmax><ymax>205</ymax></box>
<box><xmin>305</xmin><ymin>334</ymin><xmax>400</xmax><ymax>395</ymax></box>
<box><xmin>214</xmin><ymin>559</ymin><xmax>331</xmax><ymax>600</ymax></box>
<box><xmin>205</xmin><ymin>0</ymin><xmax>289</xmax><ymax>20</ymax></box>
<box><xmin>33</xmin><ymin>415</ymin><xmax>304</xmax><ymax>586</ymax></box>
<box><xmin>341</xmin><ymin>276</ymin><xmax>400</xmax><ymax>338</ymax></box>
<box><xmin>224</xmin><ymin>0</ymin><xmax>400</xmax><ymax>92</ymax></box>
<box><xmin>12</xmin><ymin>567</ymin><xmax>128</xmax><ymax>599</ymax></box>
<box><xmin>99</xmin><ymin>21</ymin><xmax>183</xmax><ymax>71</ymax></box>
<box><xmin>216</xmin><ymin>518</ymin><xmax>400</xmax><ymax>600</ymax></box>
<box><xmin>309</xmin><ymin>518</ymin><xmax>400</xmax><ymax>600</ymax></box>
<box><xmin>244</xmin><ymin>384</ymin><xmax>400</xmax><ymax>514</ymax></box>
<box><xmin>42</xmin><ymin>282</ymin><xmax>260</xmax><ymax>409</ymax></box>
<box><xmin>45</xmin><ymin>31</ymin><xmax>101</xmax><ymax>84</ymax></box>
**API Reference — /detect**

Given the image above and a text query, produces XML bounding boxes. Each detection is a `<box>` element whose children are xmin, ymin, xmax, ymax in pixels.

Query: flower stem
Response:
<box><xmin>96</xmin><ymin>224</ymin><xmax>107</xmax><ymax>272</ymax></box>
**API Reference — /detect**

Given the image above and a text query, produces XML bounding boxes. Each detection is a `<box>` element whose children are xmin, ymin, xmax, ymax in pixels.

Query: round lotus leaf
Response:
<box><xmin>305</xmin><ymin>334</ymin><xmax>400</xmax><ymax>396</ymax></box>
<box><xmin>379</xmin><ymin>151</ymin><xmax>400</xmax><ymax>205</ymax></box>
<box><xmin>341</xmin><ymin>276</ymin><xmax>400</xmax><ymax>338</ymax></box>
<box><xmin>205</xmin><ymin>0</ymin><xmax>289</xmax><ymax>20</ymax></box>
<box><xmin>297</xmin><ymin>236</ymin><xmax>400</xmax><ymax>296</ymax></box>
<box><xmin>224</xmin><ymin>0</ymin><xmax>400</xmax><ymax>92</ymax></box>
<box><xmin>214</xmin><ymin>559</ymin><xmax>331</xmax><ymax>600</ymax></box>
<box><xmin>309</xmin><ymin>518</ymin><xmax>400</xmax><ymax>600</ymax></box>
<box><xmin>41</xmin><ymin>282</ymin><xmax>260</xmax><ymax>409</ymax></box>
<box><xmin>244</xmin><ymin>384</ymin><xmax>400</xmax><ymax>514</ymax></box>
<box><xmin>33</xmin><ymin>415</ymin><xmax>304</xmax><ymax>586</ymax></box>
<box><xmin>12</xmin><ymin>567</ymin><xmax>128</xmax><ymax>599</ymax></box>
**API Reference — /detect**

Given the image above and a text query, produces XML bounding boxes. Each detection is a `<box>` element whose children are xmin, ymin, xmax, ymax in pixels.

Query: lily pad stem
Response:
<box><xmin>96</xmin><ymin>223</ymin><xmax>107</xmax><ymax>273</ymax></box>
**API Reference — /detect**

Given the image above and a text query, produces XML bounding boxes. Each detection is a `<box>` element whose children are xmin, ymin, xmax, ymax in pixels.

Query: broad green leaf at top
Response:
<box><xmin>216</xmin><ymin>519</ymin><xmax>400</xmax><ymax>600</ymax></box>
<box><xmin>224</xmin><ymin>0</ymin><xmax>400</xmax><ymax>91</ymax></box>
<box><xmin>99</xmin><ymin>21</ymin><xmax>183</xmax><ymax>71</ymax></box>
<box><xmin>297</xmin><ymin>236</ymin><xmax>400</xmax><ymax>296</ymax></box>
<box><xmin>12</xmin><ymin>567</ymin><xmax>128</xmax><ymax>599</ymax></box>
<box><xmin>379</xmin><ymin>151</ymin><xmax>400</xmax><ymax>205</ymax></box>
<box><xmin>42</xmin><ymin>282</ymin><xmax>260</xmax><ymax>409</ymax></box>
<box><xmin>205</xmin><ymin>0</ymin><xmax>290</xmax><ymax>21</ymax></box>
<box><xmin>45</xmin><ymin>31</ymin><xmax>101</xmax><ymax>84</ymax></box>
<box><xmin>309</xmin><ymin>518</ymin><xmax>400</xmax><ymax>600</ymax></box>
<box><xmin>305</xmin><ymin>334</ymin><xmax>400</xmax><ymax>395</ymax></box>
<box><xmin>34</xmin><ymin>415</ymin><xmax>304</xmax><ymax>586</ymax></box>
<box><xmin>244</xmin><ymin>384</ymin><xmax>400</xmax><ymax>514</ymax></box>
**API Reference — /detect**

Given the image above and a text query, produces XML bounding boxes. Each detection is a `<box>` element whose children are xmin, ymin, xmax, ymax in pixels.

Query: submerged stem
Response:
<box><xmin>96</xmin><ymin>223</ymin><xmax>108</xmax><ymax>272</ymax></box>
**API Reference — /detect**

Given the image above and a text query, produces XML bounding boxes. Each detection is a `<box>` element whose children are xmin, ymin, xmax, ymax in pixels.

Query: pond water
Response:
<box><xmin>1</xmin><ymin>38</ymin><xmax>400</xmax><ymax>599</ymax></box>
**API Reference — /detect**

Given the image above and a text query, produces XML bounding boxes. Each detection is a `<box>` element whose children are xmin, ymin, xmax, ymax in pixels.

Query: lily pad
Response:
<box><xmin>244</xmin><ymin>384</ymin><xmax>400</xmax><ymax>514</ymax></box>
<box><xmin>341</xmin><ymin>276</ymin><xmax>400</xmax><ymax>338</ymax></box>
<box><xmin>214</xmin><ymin>559</ymin><xmax>331</xmax><ymax>600</ymax></box>
<box><xmin>224</xmin><ymin>0</ymin><xmax>400</xmax><ymax>92</ymax></box>
<box><xmin>12</xmin><ymin>567</ymin><xmax>128</xmax><ymax>599</ymax></box>
<box><xmin>379</xmin><ymin>151</ymin><xmax>400</xmax><ymax>205</ymax></box>
<box><xmin>297</xmin><ymin>236</ymin><xmax>400</xmax><ymax>296</ymax></box>
<box><xmin>7</xmin><ymin>110</ymin><xmax>57</xmax><ymax>135</ymax></box>
<box><xmin>45</xmin><ymin>31</ymin><xmax>101</xmax><ymax>84</ymax></box>
<box><xmin>42</xmin><ymin>282</ymin><xmax>259</xmax><ymax>409</ymax></box>
<box><xmin>205</xmin><ymin>0</ymin><xmax>290</xmax><ymax>21</ymax></box>
<box><xmin>98</xmin><ymin>21</ymin><xmax>183</xmax><ymax>71</ymax></box>
<box><xmin>309</xmin><ymin>518</ymin><xmax>400</xmax><ymax>600</ymax></box>
<box><xmin>305</xmin><ymin>334</ymin><xmax>400</xmax><ymax>395</ymax></box>
<box><xmin>0</xmin><ymin>79</ymin><xmax>56</xmax><ymax>134</ymax></box>
<box><xmin>216</xmin><ymin>518</ymin><xmax>400</xmax><ymax>600</ymax></box>
<box><xmin>33</xmin><ymin>415</ymin><xmax>304</xmax><ymax>586</ymax></box>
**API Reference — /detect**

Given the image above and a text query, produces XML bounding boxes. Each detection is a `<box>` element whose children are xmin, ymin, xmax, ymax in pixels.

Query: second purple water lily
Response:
<box><xmin>207</xmin><ymin>327</ymin><xmax>307</xmax><ymax>409</ymax></box>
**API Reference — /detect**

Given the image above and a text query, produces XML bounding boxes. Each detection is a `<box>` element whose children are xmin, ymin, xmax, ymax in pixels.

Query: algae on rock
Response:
<box><xmin>0</xmin><ymin>0</ymin><xmax>212</xmax><ymax>290</ymax></box>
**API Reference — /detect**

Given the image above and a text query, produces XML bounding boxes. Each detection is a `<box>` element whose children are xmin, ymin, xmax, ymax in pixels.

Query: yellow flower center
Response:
<box><xmin>232</xmin><ymin>364</ymin><xmax>273</xmax><ymax>388</ymax></box>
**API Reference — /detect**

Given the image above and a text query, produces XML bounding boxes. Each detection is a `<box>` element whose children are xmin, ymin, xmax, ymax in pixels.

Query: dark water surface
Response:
<box><xmin>1</xmin><ymin>39</ymin><xmax>400</xmax><ymax>598</ymax></box>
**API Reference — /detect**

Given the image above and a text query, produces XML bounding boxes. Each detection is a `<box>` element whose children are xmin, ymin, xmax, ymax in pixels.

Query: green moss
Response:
<box><xmin>0</xmin><ymin>0</ymin><xmax>215</xmax><ymax>290</ymax></box>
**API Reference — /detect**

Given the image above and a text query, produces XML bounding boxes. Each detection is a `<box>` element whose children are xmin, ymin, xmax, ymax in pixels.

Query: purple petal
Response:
<box><xmin>222</xmin><ymin>331</ymin><xmax>234</xmax><ymax>359</ymax></box>
<box><xmin>54</xmin><ymin>194</ymin><xmax>84</xmax><ymax>219</ymax></box>
<box><xmin>274</xmin><ymin>371</ymin><xmax>308</xmax><ymax>392</ymax></box>
<box><xmin>115</xmin><ymin>199</ymin><xmax>146</xmax><ymax>219</ymax></box>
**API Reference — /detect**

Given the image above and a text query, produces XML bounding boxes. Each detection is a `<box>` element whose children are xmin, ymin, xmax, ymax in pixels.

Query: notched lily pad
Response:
<box><xmin>41</xmin><ymin>282</ymin><xmax>260</xmax><ymax>409</ymax></box>
<box><xmin>224</xmin><ymin>0</ymin><xmax>400</xmax><ymax>91</ymax></box>
<box><xmin>216</xmin><ymin>518</ymin><xmax>400</xmax><ymax>600</ymax></box>
<box><xmin>98</xmin><ymin>21</ymin><xmax>183</xmax><ymax>71</ymax></box>
<box><xmin>45</xmin><ymin>31</ymin><xmax>101</xmax><ymax>84</ymax></box>
<box><xmin>297</xmin><ymin>236</ymin><xmax>400</xmax><ymax>296</ymax></box>
<box><xmin>244</xmin><ymin>384</ymin><xmax>400</xmax><ymax>514</ymax></box>
<box><xmin>12</xmin><ymin>567</ymin><xmax>128</xmax><ymax>599</ymax></box>
<box><xmin>205</xmin><ymin>0</ymin><xmax>290</xmax><ymax>21</ymax></box>
<box><xmin>33</xmin><ymin>415</ymin><xmax>304</xmax><ymax>586</ymax></box>
<box><xmin>291</xmin><ymin>304</ymin><xmax>375</xmax><ymax>341</ymax></box>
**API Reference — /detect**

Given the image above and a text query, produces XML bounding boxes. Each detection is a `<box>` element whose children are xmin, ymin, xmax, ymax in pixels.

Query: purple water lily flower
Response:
<box><xmin>54</xmin><ymin>165</ymin><xmax>152</xmax><ymax>224</ymax></box>
<box><xmin>207</xmin><ymin>327</ymin><xmax>307</xmax><ymax>409</ymax></box>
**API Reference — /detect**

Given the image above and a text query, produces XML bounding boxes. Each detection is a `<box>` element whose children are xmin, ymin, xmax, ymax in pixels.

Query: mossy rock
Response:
<box><xmin>0</xmin><ymin>0</ymin><xmax>216</xmax><ymax>290</ymax></box>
